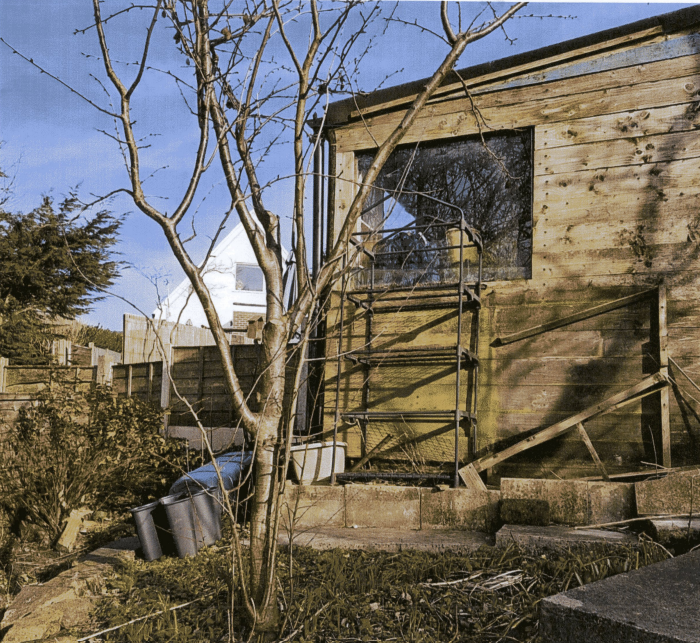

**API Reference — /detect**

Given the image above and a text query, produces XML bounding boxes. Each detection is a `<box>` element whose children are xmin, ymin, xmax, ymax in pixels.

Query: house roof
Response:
<box><xmin>324</xmin><ymin>4</ymin><xmax>700</xmax><ymax>129</ymax></box>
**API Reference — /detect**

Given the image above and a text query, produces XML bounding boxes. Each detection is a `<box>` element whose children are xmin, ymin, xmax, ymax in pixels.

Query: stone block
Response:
<box><xmin>501</xmin><ymin>478</ymin><xmax>589</xmax><ymax>526</ymax></box>
<box><xmin>635</xmin><ymin>469</ymin><xmax>700</xmax><ymax>515</ymax></box>
<box><xmin>1</xmin><ymin>606</ymin><xmax>62</xmax><ymax>643</ymax></box>
<box><xmin>421</xmin><ymin>488</ymin><xmax>500</xmax><ymax>532</ymax></box>
<box><xmin>540</xmin><ymin>549</ymin><xmax>700</xmax><ymax>643</ymax></box>
<box><xmin>345</xmin><ymin>485</ymin><xmax>420</xmax><ymax>529</ymax></box>
<box><xmin>0</xmin><ymin>585</ymin><xmax>78</xmax><ymax>628</ymax></box>
<box><xmin>280</xmin><ymin>484</ymin><xmax>345</xmax><ymax>530</ymax></box>
<box><xmin>587</xmin><ymin>482</ymin><xmax>635</xmax><ymax>525</ymax></box>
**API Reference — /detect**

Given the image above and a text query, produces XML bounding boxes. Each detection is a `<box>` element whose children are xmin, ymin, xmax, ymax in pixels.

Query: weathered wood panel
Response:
<box><xmin>324</xmin><ymin>21</ymin><xmax>700</xmax><ymax>475</ymax></box>
<box><xmin>335</xmin><ymin>67</ymin><xmax>700</xmax><ymax>152</ymax></box>
<box><xmin>535</xmin><ymin>129</ymin><xmax>700</xmax><ymax>175</ymax></box>
<box><xmin>537</xmin><ymin>102</ymin><xmax>700</xmax><ymax>150</ymax></box>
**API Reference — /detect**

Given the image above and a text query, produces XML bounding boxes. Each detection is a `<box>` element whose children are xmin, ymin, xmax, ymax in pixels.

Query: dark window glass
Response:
<box><xmin>236</xmin><ymin>264</ymin><xmax>264</xmax><ymax>291</ymax></box>
<box><xmin>356</xmin><ymin>130</ymin><xmax>532</xmax><ymax>283</ymax></box>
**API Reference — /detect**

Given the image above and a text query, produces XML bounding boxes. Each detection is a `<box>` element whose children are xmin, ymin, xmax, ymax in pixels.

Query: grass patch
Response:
<box><xmin>92</xmin><ymin>537</ymin><xmax>670</xmax><ymax>642</ymax></box>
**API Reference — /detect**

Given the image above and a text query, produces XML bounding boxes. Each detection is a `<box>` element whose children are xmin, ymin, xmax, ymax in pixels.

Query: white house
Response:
<box><xmin>154</xmin><ymin>222</ymin><xmax>288</xmax><ymax>330</ymax></box>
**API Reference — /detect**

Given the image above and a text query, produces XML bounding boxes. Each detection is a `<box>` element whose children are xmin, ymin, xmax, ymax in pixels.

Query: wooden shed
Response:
<box><xmin>316</xmin><ymin>6</ymin><xmax>700</xmax><ymax>484</ymax></box>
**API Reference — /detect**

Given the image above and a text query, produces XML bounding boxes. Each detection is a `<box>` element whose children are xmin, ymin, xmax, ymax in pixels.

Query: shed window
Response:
<box><xmin>236</xmin><ymin>264</ymin><xmax>264</xmax><ymax>291</ymax></box>
<box><xmin>356</xmin><ymin>130</ymin><xmax>532</xmax><ymax>283</ymax></box>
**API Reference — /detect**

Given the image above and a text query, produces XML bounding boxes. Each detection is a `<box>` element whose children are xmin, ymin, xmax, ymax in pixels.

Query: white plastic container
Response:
<box><xmin>290</xmin><ymin>441</ymin><xmax>347</xmax><ymax>484</ymax></box>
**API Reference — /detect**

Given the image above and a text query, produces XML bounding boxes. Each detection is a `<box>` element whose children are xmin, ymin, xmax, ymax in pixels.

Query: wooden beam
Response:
<box><xmin>458</xmin><ymin>462</ymin><xmax>488</xmax><ymax>494</ymax></box>
<box><xmin>472</xmin><ymin>372</ymin><xmax>668</xmax><ymax>473</ymax></box>
<box><xmin>658</xmin><ymin>281</ymin><xmax>671</xmax><ymax>468</ymax></box>
<box><xmin>576</xmin><ymin>423</ymin><xmax>610</xmax><ymax>481</ymax></box>
<box><xmin>669</xmin><ymin>356</ymin><xmax>700</xmax><ymax>395</ymax></box>
<box><xmin>492</xmin><ymin>288</ymin><xmax>656</xmax><ymax>346</ymax></box>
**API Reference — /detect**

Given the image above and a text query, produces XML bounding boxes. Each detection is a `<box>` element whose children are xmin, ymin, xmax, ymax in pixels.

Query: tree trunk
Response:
<box><xmin>246</xmin><ymin>320</ymin><xmax>287</xmax><ymax>638</ymax></box>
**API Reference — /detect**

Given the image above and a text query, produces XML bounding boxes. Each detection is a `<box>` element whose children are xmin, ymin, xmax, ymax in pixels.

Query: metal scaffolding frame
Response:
<box><xmin>329</xmin><ymin>197</ymin><xmax>483</xmax><ymax>488</ymax></box>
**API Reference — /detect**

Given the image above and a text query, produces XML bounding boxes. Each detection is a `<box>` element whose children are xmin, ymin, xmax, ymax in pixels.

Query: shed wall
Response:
<box><xmin>324</xmin><ymin>28</ymin><xmax>700</xmax><ymax>478</ymax></box>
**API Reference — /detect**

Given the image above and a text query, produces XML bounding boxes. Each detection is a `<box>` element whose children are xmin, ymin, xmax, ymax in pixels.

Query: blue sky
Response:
<box><xmin>0</xmin><ymin>1</ymin><xmax>692</xmax><ymax>330</ymax></box>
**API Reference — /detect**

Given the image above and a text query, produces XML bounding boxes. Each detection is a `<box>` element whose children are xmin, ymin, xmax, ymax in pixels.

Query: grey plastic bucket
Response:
<box><xmin>130</xmin><ymin>500</ymin><xmax>166</xmax><ymax>561</ymax></box>
<box><xmin>160</xmin><ymin>493</ymin><xmax>199</xmax><ymax>558</ymax></box>
<box><xmin>191</xmin><ymin>489</ymin><xmax>221</xmax><ymax>546</ymax></box>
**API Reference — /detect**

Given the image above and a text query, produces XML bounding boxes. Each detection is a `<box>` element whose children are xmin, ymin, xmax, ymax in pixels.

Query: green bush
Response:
<box><xmin>0</xmin><ymin>379</ymin><xmax>188</xmax><ymax>540</ymax></box>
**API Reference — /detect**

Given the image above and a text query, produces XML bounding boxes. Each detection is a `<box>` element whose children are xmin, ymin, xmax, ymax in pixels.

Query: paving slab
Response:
<box><xmin>540</xmin><ymin>549</ymin><xmax>700</xmax><ymax>643</ymax></box>
<box><xmin>496</xmin><ymin>524</ymin><xmax>637</xmax><ymax>551</ymax></box>
<box><xmin>279</xmin><ymin>527</ymin><xmax>493</xmax><ymax>553</ymax></box>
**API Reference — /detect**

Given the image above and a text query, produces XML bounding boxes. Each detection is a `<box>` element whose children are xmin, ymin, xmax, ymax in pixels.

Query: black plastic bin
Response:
<box><xmin>160</xmin><ymin>493</ymin><xmax>199</xmax><ymax>558</ymax></box>
<box><xmin>191</xmin><ymin>488</ymin><xmax>222</xmax><ymax>547</ymax></box>
<box><xmin>130</xmin><ymin>500</ymin><xmax>175</xmax><ymax>561</ymax></box>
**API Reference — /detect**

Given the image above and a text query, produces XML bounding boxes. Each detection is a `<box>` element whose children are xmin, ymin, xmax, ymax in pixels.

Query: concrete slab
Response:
<box><xmin>421</xmin><ymin>488</ymin><xmax>500</xmax><ymax>532</ymax></box>
<box><xmin>636</xmin><ymin>469</ymin><xmax>700</xmax><ymax>516</ymax></box>
<box><xmin>280</xmin><ymin>484</ymin><xmax>345</xmax><ymax>530</ymax></box>
<box><xmin>540</xmin><ymin>549</ymin><xmax>700</xmax><ymax>643</ymax></box>
<box><xmin>588</xmin><ymin>482</ymin><xmax>635</xmax><ymax>525</ymax></box>
<box><xmin>648</xmin><ymin>519</ymin><xmax>700</xmax><ymax>547</ymax></box>
<box><xmin>501</xmin><ymin>478</ymin><xmax>589</xmax><ymax>526</ymax></box>
<box><xmin>280</xmin><ymin>527</ymin><xmax>493</xmax><ymax>553</ymax></box>
<box><xmin>496</xmin><ymin>524</ymin><xmax>637</xmax><ymax>551</ymax></box>
<box><xmin>345</xmin><ymin>484</ymin><xmax>420</xmax><ymax>529</ymax></box>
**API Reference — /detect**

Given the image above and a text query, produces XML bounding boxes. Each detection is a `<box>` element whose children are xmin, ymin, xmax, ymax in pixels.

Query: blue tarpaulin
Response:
<box><xmin>169</xmin><ymin>451</ymin><xmax>253</xmax><ymax>495</ymax></box>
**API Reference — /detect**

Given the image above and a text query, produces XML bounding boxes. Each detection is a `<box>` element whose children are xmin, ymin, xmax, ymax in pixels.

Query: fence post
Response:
<box><xmin>160</xmin><ymin>350</ymin><xmax>172</xmax><ymax>436</ymax></box>
<box><xmin>96</xmin><ymin>355</ymin><xmax>114</xmax><ymax>386</ymax></box>
<box><xmin>0</xmin><ymin>357</ymin><xmax>7</xmax><ymax>393</ymax></box>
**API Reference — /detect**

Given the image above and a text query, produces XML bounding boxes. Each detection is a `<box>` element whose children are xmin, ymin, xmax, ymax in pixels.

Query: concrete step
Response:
<box><xmin>540</xmin><ymin>549</ymin><xmax>700</xmax><ymax>643</ymax></box>
<box><xmin>279</xmin><ymin>527</ymin><xmax>493</xmax><ymax>553</ymax></box>
<box><xmin>496</xmin><ymin>524</ymin><xmax>637</xmax><ymax>551</ymax></box>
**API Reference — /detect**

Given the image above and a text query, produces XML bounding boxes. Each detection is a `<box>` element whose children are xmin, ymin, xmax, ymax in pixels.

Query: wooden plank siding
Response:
<box><xmin>323</xmin><ymin>25</ymin><xmax>700</xmax><ymax>478</ymax></box>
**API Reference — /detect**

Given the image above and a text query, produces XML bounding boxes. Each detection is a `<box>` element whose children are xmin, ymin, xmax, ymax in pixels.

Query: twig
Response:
<box><xmin>77</xmin><ymin>592</ymin><xmax>216</xmax><ymax>641</ymax></box>
<box><xmin>574</xmin><ymin>513</ymin><xmax>697</xmax><ymax>530</ymax></box>
<box><xmin>277</xmin><ymin>602</ymin><xmax>330</xmax><ymax>643</ymax></box>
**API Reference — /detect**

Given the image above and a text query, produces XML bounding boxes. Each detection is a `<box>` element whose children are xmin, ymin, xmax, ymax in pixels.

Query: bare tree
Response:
<box><xmin>11</xmin><ymin>0</ymin><xmax>526</xmax><ymax>637</ymax></box>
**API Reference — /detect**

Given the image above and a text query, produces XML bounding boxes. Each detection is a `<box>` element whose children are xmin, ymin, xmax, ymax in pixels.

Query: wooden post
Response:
<box><xmin>658</xmin><ymin>281</ymin><xmax>671</xmax><ymax>468</ymax></box>
<box><xmin>160</xmin><ymin>353</ymin><xmax>172</xmax><ymax>434</ymax></box>
<box><xmin>127</xmin><ymin>364</ymin><xmax>133</xmax><ymax>398</ymax></box>
<box><xmin>147</xmin><ymin>362</ymin><xmax>154</xmax><ymax>403</ymax></box>
<box><xmin>0</xmin><ymin>357</ymin><xmax>7</xmax><ymax>393</ymax></box>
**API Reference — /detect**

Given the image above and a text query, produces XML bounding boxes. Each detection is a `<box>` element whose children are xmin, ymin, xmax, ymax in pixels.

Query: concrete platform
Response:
<box><xmin>279</xmin><ymin>527</ymin><xmax>493</xmax><ymax>552</ymax></box>
<box><xmin>540</xmin><ymin>549</ymin><xmax>700</xmax><ymax>643</ymax></box>
<box><xmin>496</xmin><ymin>524</ymin><xmax>637</xmax><ymax>550</ymax></box>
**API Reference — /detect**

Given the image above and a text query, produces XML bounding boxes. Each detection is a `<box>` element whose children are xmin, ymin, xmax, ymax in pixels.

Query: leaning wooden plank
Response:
<box><xmin>349</xmin><ymin>434</ymin><xmax>394</xmax><ymax>472</ymax></box>
<box><xmin>669</xmin><ymin>356</ymin><xmax>700</xmax><ymax>394</ymax></box>
<box><xmin>576</xmin><ymin>423</ymin><xmax>610</xmax><ymax>481</ymax></box>
<box><xmin>472</xmin><ymin>373</ymin><xmax>667</xmax><ymax>473</ymax></box>
<box><xmin>492</xmin><ymin>289</ymin><xmax>656</xmax><ymax>346</ymax></box>
<box><xmin>458</xmin><ymin>463</ymin><xmax>488</xmax><ymax>494</ymax></box>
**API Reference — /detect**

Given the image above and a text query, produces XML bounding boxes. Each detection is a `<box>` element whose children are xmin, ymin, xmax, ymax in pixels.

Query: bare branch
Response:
<box><xmin>0</xmin><ymin>38</ymin><xmax>119</xmax><ymax>117</ymax></box>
